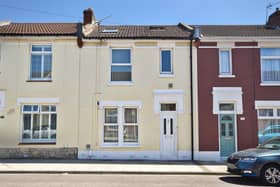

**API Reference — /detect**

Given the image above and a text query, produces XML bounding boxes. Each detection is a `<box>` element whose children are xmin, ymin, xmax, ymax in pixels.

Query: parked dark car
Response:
<box><xmin>227</xmin><ymin>137</ymin><xmax>280</xmax><ymax>185</ymax></box>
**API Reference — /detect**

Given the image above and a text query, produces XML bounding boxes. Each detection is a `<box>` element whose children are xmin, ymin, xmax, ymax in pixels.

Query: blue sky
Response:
<box><xmin>0</xmin><ymin>0</ymin><xmax>277</xmax><ymax>25</ymax></box>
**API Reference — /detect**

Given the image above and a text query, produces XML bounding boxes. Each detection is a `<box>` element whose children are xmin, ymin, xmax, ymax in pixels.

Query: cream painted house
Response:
<box><xmin>0</xmin><ymin>8</ymin><xmax>197</xmax><ymax>160</ymax></box>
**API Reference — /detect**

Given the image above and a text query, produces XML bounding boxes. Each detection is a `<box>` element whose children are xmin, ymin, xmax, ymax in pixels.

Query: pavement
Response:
<box><xmin>0</xmin><ymin>159</ymin><xmax>229</xmax><ymax>175</ymax></box>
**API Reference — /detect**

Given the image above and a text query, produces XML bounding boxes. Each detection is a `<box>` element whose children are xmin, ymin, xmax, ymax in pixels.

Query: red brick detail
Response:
<box><xmin>199</xmin><ymin>42</ymin><xmax>217</xmax><ymax>47</ymax></box>
<box><xmin>235</xmin><ymin>42</ymin><xmax>258</xmax><ymax>47</ymax></box>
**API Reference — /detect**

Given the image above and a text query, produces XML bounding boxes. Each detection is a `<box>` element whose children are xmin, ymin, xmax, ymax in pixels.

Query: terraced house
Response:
<box><xmin>1</xmin><ymin>7</ymin><xmax>280</xmax><ymax>161</ymax></box>
<box><xmin>0</xmin><ymin>8</ymin><xmax>197</xmax><ymax>160</ymax></box>
<box><xmin>195</xmin><ymin>9</ymin><xmax>280</xmax><ymax>161</ymax></box>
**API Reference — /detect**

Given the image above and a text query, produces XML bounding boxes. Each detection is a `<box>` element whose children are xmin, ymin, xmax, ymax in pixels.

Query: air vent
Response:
<box><xmin>102</xmin><ymin>29</ymin><xmax>118</xmax><ymax>33</ymax></box>
<box><xmin>149</xmin><ymin>26</ymin><xmax>166</xmax><ymax>31</ymax></box>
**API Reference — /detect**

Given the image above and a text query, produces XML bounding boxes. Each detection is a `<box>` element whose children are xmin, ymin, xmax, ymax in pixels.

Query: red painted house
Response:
<box><xmin>194</xmin><ymin>9</ymin><xmax>280</xmax><ymax>160</ymax></box>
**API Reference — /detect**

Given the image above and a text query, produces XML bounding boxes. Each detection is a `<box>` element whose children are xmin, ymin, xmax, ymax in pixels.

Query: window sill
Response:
<box><xmin>260</xmin><ymin>82</ymin><xmax>280</xmax><ymax>86</ymax></box>
<box><xmin>19</xmin><ymin>141</ymin><xmax>56</xmax><ymax>145</ymax></box>
<box><xmin>159</xmin><ymin>74</ymin><xmax>175</xmax><ymax>78</ymax></box>
<box><xmin>101</xmin><ymin>143</ymin><xmax>140</xmax><ymax>148</ymax></box>
<box><xmin>108</xmin><ymin>81</ymin><xmax>134</xmax><ymax>86</ymax></box>
<box><xmin>218</xmin><ymin>74</ymin><xmax>236</xmax><ymax>78</ymax></box>
<box><xmin>26</xmin><ymin>79</ymin><xmax>52</xmax><ymax>82</ymax></box>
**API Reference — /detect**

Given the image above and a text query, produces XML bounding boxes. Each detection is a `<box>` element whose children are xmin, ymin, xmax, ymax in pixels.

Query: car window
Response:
<box><xmin>260</xmin><ymin>139</ymin><xmax>280</xmax><ymax>149</ymax></box>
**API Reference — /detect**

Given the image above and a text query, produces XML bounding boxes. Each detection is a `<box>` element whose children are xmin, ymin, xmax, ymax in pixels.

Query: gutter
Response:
<box><xmin>189</xmin><ymin>34</ymin><xmax>194</xmax><ymax>161</ymax></box>
<box><xmin>189</xmin><ymin>26</ymin><xmax>201</xmax><ymax>161</ymax></box>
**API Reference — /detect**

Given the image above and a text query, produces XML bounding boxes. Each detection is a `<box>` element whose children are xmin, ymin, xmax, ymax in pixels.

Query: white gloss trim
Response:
<box><xmin>260</xmin><ymin>82</ymin><xmax>280</xmax><ymax>86</ymax></box>
<box><xmin>212</xmin><ymin>87</ymin><xmax>243</xmax><ymax>114</ymax></box>
<box><xmin>0</xmin><ymin>91</ymin><xmax>5</xmax><ymax>110</ymax></box>
<box><xmin>99</xmin><ymin>100</ymin><xmax>142</xmax><ymax>109</ymax></box>
<box><xmin>153</xmin><ymin>89</ymin><xmax>184</xmax><ymax>114</ymax></box>
<box><xmin>255</xmin><ymin>100</ymin><xmax>280</xmax><ymax>109</ymax></box>
<box><xmin>218</xmin><ymin>75</ymin><xmax>236</xmax><ymax>78</ymax></box>
<box><xmin>108</xmin><ymin>81</ymin><xmax>134</xmax><ymax>86</ymax></box>
<box><xmin>17</xmin><ymin>97</ymin><xmax>60</xmax><ymax>105</ymax></box>
<box><xmin>159</xmin><ymin>74</ymin><xmax>175</xmax><ymax>78</ymax></box>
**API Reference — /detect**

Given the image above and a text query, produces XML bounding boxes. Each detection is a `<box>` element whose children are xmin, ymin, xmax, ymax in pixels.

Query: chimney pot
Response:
<box><xmin>83</xmin><ymin>8</ymin><xmax>93</xmax><ymax>25</ymax></box>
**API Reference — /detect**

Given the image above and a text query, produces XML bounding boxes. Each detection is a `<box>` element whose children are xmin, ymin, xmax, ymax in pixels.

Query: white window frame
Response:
<box><xmin>219</xmin><ymin>49</ymin><xmax>233</xmax><ymax>77</ymax></box>
<box><xmin>260</xmin><ymin>48</ymin><xmax>280</xmax><ymax>85</ymax></box>
<box><xmin>21</xmin><ymin>104</ymin><xmax>57</xmax><ymax>143</ymax></box>
<box><xmin>29</xmin><ymin>44</ymin><xmax>52</xmax><ymax>81</ymax></box>
<box><xmin>218</xmin><ymin>102</ymin><xmax>235</xmax><ymax>114</ymax></box>
<box><xmin>257</xmin><ymin>107</ymin><xmax>280</xmax><ymax>120</ymax></box>
<box><xmin>160</xmin><ymin>49</ymin><xmax>173</xmax><ymax>76</ymax></box>
<box><xmin>0</xmin><ymin>91</ymin><xmax>5</xmax><ymax>111</ymax></box>
<box><xmin>102</xmin><ymin>106</ymin><xmax>139</xmax><ymax>147</ymax></box>
<box><xmin>110</xmin><ymin>48</ymin><xmax>133</xmax><ymax>84</ymax></box>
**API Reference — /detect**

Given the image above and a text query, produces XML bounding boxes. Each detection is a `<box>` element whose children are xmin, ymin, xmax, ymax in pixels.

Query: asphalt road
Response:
<box><xmin>0</xmin><ymin>174</ymin><xmax>266</xmax><ymax>187</ymax></box>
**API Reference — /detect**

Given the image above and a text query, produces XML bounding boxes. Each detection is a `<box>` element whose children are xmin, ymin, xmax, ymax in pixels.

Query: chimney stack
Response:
<box><xmin>83</xmin><ymin>8</ymin><xmax>96</xmax><ymax>25</ymax></box>
<box><xmin>266</xmin><ymin>8</ymin><xmax>280</xmax><ymax>29</ymax></box>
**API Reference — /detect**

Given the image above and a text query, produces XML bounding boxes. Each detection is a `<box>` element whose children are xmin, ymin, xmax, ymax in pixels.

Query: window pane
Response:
<box><xmin>41</xmin><ymin>105</ymin><xmax>50</xmax><ymax>112</ymax></box>
<box><xmin>23</xmin><ymin>105</ymin><xmax>32</xmax><ymax>112</ymax></box>
<box><xmin>124</xmin><ymin>126</ymin><xmax>138</xmax><ymax>143</ymax></box>
<box><xmin>258</xmin><ymin>119</ymin><xmax>280</xmax><ymax>143</ymax></box>
<box><xmin>43</xmin><ymin>54</ymin><xmax>52</xmax><ymax>78</ymax></box>
<box><xmin>111</xmin><ymin>65</ymin><xmax>131</xmax><ymax>81</ymax></box>
<box><xmin>278</xmin><ymin>109</ymin><xmax>280</xmax><ymax>117</ymax></box>
<box><xmin>160</xmin><ymin>104</ymin><xmax>176</xmax><ymax>111</ymax></box>
<box><xmin>32</xmin><ymin>46</ymin><xmax>43</xmax><ymax>52</ymax></box>
<box><xmin>50</xmin><ymin>106</ymin><xmax>56</xmax><ymax>112</ymax></box>
<box><xmin>22</xmin><ymin>114</ymin><xmax>31</xmax><ymax>139</ymax></box>
<box><xmin>125</xmin><ymin>108</ymin><xmax>137</xmax><ymax>123</ymax></box>
<box><xmin>44</xmin><ymin>46</ymin><xmax>52</xmax><ymax>52</ymax></box>
<box><xmin>161</xmin><ymin>50</ymin><xmax>172</xmax><ymax>73</ymax></box>
<box><xmin>112</xmin><ymin>49</ymin><xmax>130</xmax><ymax>64</ymax></box>
<box><xmin>32</xmin><ymin>105</ymin><xmax>39</xmax><ymax>112</ymax></box>
<box><xmin>258</xmin><ymin>109</ymin><xmax>274</xmax><ymax>117</ymax></box>
<box><xmin>41</xmin><ymin>114</ymin><xmax>49</xmax><ymax>139</ymax></box>
<box><xmin>51</xmin><ymin>114</ymin><xmax>56</xmax><ymax>139</ymax></box>
<box><xmin>31</xmin><ymin>55</ymin><xmax>42</xmax><ymax>78</ymax></box>
<box><xmin>32</xmin><ymin>114</ymin><xmax>40</xmax><ymax>139</ymax></box>
<box><xmin>261</xmin><ymin>59</ymin><xmax>280</xmax><ymax>82</ymax></box>
<box><xmin>219</xmin><ymin>103</ymin><xmax>234</xmax><ymax>111</ymax></box>
<box><xmin>261</xmin><ymin>48</ymin><xmax>280</xmax><ymax>56</ymax></box>
<box><xmin>220</xmin><ymin>50</ymin><xmax>230</xmax><ymax>74</ymax></box>
<box><xmin>104</xmin><ymin>126</ymin><xmax>118</xmax><ymax>143</ymax></box>
<box><xmin>105</xmin><ymin>108</ymin><xmax>118</xmax><ymax>123</ymax></box>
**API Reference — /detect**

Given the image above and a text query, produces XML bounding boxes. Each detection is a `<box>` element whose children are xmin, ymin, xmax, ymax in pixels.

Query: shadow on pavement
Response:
<box><xmin>219</xmin><ymin>176</ymin><xmax>265</xmax><ymax>186</ymax></box>
<box><xmin>0</xmin><ymin>159</ymin><xmax>225</xmax><ymax>165</ymax></box>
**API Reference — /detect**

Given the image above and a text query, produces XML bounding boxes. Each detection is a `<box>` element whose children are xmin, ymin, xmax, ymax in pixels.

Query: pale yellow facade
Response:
<box><xmin>0</xmin><ymin>37</ymin><xmax>194</xmax><ymax>160</ymax></box>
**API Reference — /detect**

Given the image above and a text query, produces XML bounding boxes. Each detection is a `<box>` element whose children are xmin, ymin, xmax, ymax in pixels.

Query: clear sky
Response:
<box><xmin>0</xmin><ymin>0</ymin><xmax>278</xmax><ymax>25</ymax></box>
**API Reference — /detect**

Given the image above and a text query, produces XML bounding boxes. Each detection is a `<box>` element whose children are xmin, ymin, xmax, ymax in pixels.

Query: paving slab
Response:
<box><xmin>0</xmin><ymin>159</ymin><xmax>229</xmax><ymax>175</ymax></box>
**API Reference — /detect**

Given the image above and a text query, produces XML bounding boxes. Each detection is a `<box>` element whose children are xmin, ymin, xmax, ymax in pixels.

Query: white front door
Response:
<box><xmin>160</xmin><ymin>112</ymin><xmax>177</xmax><ymax>160</ymax></box>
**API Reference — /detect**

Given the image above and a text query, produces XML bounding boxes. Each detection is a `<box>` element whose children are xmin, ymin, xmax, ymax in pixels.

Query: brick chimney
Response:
<box><xmin>267</xmin><ymin>8</ymin><xmax>280</xmax><ymax>29</ymax></box>
<box><xmin>83</xmin><ymin>8</ymin><xmax>96</xmax><ymax>25</ymax></box>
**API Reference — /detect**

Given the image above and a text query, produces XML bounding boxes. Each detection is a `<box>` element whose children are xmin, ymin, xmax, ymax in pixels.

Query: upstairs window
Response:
<box><xmin>30</xmin><ymin>45</ymin><xmax>52</xmax><ymax>80</ymax></box>
<box><xmin>261</xmin><ymin>48</ymin><xmax>280</xmax><ymax>83</ymax></box>
<box><xmin>160</xmin><ymin>50</ymin><xmax>173</xmax><ymax>74</ymax></box>
<box><xmin>111</xmin><ymin>49</ymin><xmax>131</xmax><ymax>82</ymax></box>
<box><xmin>219</xmin><ymin>49</ymin><xmax>232</xmax><ymax>75</ymax></box>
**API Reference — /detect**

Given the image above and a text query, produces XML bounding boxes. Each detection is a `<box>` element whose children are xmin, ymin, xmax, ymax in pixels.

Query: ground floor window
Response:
<box><xmin>104</xmin><ymin>107</ymin><xmax>138</xmax><ymax>145</ymax></box>
<box><xmin>258</xmin><ymin>108</ymin><xmax>280</xmax><ymax>144</ymax></box>
<box><xmin>22</xmin><ymin>104</ymin><xmax>57</xmax><ymax>142</ymax></box>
